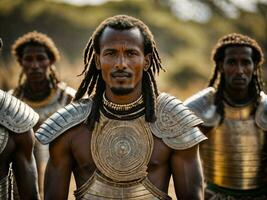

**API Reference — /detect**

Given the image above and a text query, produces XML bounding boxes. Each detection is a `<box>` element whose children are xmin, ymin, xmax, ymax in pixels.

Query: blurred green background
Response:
<box><xmin>0</xmin><ymin>0</ymin><xmax>267</xmax><ymax>100</ymax></box>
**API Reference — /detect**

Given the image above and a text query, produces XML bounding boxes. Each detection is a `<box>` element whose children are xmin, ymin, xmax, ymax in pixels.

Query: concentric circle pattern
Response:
<box><xmin>91</xmin><ymin>116</ymin><xmax>153</xmax><ymax>182</ymax></box>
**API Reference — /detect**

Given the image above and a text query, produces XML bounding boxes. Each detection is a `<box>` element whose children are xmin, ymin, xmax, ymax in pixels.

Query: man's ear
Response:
<box><xmin>144</xmin><ymin>53</ymin><xmax>151</xmax><ymax>71</ymax></box>
<box><xmin>95</xmin><ymin>54</ymin><xmax>101</xmax><ymax>70</ymax></box>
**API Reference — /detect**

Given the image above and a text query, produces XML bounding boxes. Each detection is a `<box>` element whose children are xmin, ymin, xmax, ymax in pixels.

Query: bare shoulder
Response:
<box><xmin>49</xmin><ymin>122</ymin><xmax>86</xmax><ymax>149</ymax></box>
<box><xmin>11</xmin><ymin>129</ymin><xmax>34</xmax><ymax>150</ymax></box>
<box><xmin>3</xmin><ymin>130</ymin><xmax>35</xmax><ymax>163</ymax></box>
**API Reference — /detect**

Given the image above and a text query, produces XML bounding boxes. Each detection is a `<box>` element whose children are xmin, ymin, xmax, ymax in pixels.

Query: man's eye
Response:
<box><xmin>105</xmin><ymin>52</ymin><xmax>115</xmax><ymax>56</ymax></box>
<box><xmin>242</xmin><ymin>60</ymin><xmax>252</xmax><ymax>65</ymax></box>
<box><xmin>127</xmin><ymin>51</ymin><xmax>137</xmax><ymax>56</ymax></box>
<box><xmin>23</xmin><ymin>57</ymin><xmax>33</xmax><ymax>62</ymax></box>
<box><xmin>227</xmin><ymin>60</ymin><xmax>235</xmax><ymax>65</ymax></box>
<box><xmin>37</xmin><ymin>56</ymin><xmax>47</xmax><ymax>61</ymax></box>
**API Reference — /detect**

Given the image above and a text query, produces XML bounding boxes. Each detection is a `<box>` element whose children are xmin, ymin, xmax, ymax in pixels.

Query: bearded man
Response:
<box><xmin>36</xmin><ymin>15</ymin><xmax>206</xmax><ymax>200</ymax></box>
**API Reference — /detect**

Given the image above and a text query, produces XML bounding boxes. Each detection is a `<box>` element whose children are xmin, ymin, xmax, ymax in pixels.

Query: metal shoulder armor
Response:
<box><xmin>149</xmin><ymin>92</ymin><xmax>207</xmax><ymax>150</ymax></box>
<box><xmin>58</xmin><ymin>82</ymin><xmax>76</xmax><ymax>98</ymax></box>
<box><xmin>255</xmin><ymin>91</ymin><xmax>267</xmax><ymax>131</ymax></box>
<box><xmin>184</xmin><ymin>87</ymin><xmax>221</xmax><ymax>127</ymax></box>
<box><xmin>35</xmin><ymin>98</ymin><xmax>92</xmax><ymax>144</ymax></box>
<box><xmin>0</xmin><ymin>90</ymin><xmax>39</xmax><ymax>133</ymax></box>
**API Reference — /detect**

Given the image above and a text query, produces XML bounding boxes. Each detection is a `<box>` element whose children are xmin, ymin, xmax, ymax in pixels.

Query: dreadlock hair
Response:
<box><xmin>74</xmin><ymin>15</ymin><xmax>164</xmax><ymax>131</ymax></box>
<box><xmin>208</xmin><ymin>33</ymin><xmax>265</xmax><ymax>122</ymax></box>
<box><xmin>11</xmin><ymin>31</ymin><xmax>60</xmax><ymax>97</ymax></box>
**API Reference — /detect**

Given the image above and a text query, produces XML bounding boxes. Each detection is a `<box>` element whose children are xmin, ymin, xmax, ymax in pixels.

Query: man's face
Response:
<box><xmin>221</xmin><ymin>46</ymin><xmax>255</xmax><ymax>91</ymax></box>
<box><xmin>20</xmin><ymin>45</ymin><xmax>51</xmax><ymax>82</ymax></box>
<box><xmin>96</xmin><ymin>27</ymin><xmax>150</xmax><ymax>96</ymax></box>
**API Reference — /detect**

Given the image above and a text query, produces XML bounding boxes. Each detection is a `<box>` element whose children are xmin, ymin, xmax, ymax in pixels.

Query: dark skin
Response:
<box><xmin>45</xmin><ymin>27</ymin><xmax>204</xmax><ymax>200</ymax></box>
<box><xmin>18</xmin><ymin>44</ymin><xmax>56</xmax><ymax>199</ymax></box>
<box><xmin>200</xmin><ymin>46</ymin><xmax>255</xmax><ymax>133</ymax></box>
<box><xmin>19</xmin><ymin>45</ymin><xmax>54</xmax><ymax>101</ymax></box>
<box><xmin>220</xmin><ymin>46</ymin><xmax>255</xmax><ymax>103</ymax></box>
<box><xmin>18</xmin><ymin>43</ymin><xmax>73</xmax><ymax>199</ymax></box>
<box><xmin>0</xmin><ymin>130</ymin><xmax>40</xmax><ymax>200</ymax></box>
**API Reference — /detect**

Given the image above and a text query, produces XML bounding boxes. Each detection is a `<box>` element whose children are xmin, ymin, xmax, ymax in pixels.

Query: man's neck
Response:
<box><xmin>23</xmin><ymin>79</ymin><xmax>52</xmax><ymax>101</ymax></box>
<box><xmin>105</xmin><ymin>88</ymin><xmax>142</xmax><ymax>104</ymax></box>
<box><xmin>224</xmin><ymin>87</ymin><xmax>254</xmax><ymax>106</ymax></box>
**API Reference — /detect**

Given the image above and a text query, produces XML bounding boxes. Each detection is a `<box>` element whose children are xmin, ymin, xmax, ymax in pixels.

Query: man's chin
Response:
<box><xmin>110</xmin><ymin>87</ymin><xmax>134</xmax><ymax>96</ymax></box>
<box><xmin>230</xmin><ymin>85</ymin><xmax>249</xmax><ymax>91</ymax></box>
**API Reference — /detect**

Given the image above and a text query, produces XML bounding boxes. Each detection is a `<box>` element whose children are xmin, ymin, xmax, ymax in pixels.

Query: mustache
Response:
<box><xmin>110</xmin><ymin>70</ymin><xmax>132</xmax><ymax>78</ymax></box>
<box><xmin>232</xmin><ymin>76</ymin><xmax>246</xmax><ymax>80</ymax></box>
<box><xmin>28</xmin><ymin>71</ymin><xmax>44</xmax><ymax>76</ymax></box>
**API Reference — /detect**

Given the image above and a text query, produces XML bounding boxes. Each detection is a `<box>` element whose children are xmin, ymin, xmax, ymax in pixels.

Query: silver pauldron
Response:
<box><xmin>35</xmin><ymin>98</ymin><xmax>92</xmax><ymax>144</ymax></box>
<box><xmin>149</xmin><ymin>92</ymin><xmax>207</xmax><ymax>150</ymax></box>
<box><xmin>0</xmin><ymin>90</ymin><xmax>39</xmax><ymax>133</ymax></box>
<box><xmin>184</xmin><ymin>87</ymin><xmax>221</xmax><ymax>127</ymax></box>
<box><xmin>255</xmin><ymin>91</ymin><xmax>267</xmax><ymax>131</ymax></box>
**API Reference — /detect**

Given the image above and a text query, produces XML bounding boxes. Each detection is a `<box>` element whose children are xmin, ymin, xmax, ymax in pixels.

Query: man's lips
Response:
<box><xmin>30</xmin><ymin>72</ymin><xmax>42</xmax><ymax>75</ymax></box>
<box><xmin>232</xmin><ymin>77</ymin><xmax>246</xmax><ymax>84</ymax></box>
<box><xmin>111</xmin><ymin>72</ymin><xmax>132</xmax><ymax>78</ymax></box>
<box><xmin>28</xmin><ymin>72</ymin><xmax>43</xmax><ymax>77</ymax></box>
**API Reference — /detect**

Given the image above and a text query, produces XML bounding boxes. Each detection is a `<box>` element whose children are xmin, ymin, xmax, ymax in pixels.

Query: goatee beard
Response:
<box><xmin>110</xmin><ymin>87</ymin><xmax>134</xmax><ymax>95</ymax></box>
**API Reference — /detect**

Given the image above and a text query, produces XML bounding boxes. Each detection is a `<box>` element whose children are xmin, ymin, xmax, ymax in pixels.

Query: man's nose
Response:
<box><xmin>115</xmin><ymin>54</ymin><xmax>127</xmax><ymax>70</ymax></box>
<box><xmin>236</xmin><ymin>62</ymin><xmax>244</xmax><ymax>74</ymax></box>
<box><xmin>30</xmin><ymin>59</ymin><xmax>40</xmax><ymax>69</ymax></box>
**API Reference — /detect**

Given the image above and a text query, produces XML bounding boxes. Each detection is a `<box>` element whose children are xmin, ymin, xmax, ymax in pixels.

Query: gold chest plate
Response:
<box><xmin>201</xmin><ymin>103</ymin><xmax>267</xmax><ymax>189</ymax></box>
<box><xmin>91</xmin><ymin>113</ymin><xmax>154</xmax><ymax>182</ymax></box>
<box><xmin>74</xmin><ymin>172</ymin><xmax>171</xmax><ymax>200</ymax></box>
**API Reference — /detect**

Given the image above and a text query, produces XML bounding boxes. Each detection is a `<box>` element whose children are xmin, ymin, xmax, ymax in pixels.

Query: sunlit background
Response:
<box><xmin>1</xmin><ymin>0</ymin><xmax>267</xmax><ymax>99</ymax></box>
<box><xmin>1</xmin><ymin>0</ymin><xmax>267</xmax><ymax>198</ymax></box>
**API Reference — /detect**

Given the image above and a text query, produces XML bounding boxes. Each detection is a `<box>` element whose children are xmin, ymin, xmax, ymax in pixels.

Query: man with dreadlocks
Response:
<box><xmin>185</xmin><ymin>33</ymin><xmax>267</xmax><ymax>199</ymax></box>
<box><xmin>10</xmin><ymin>31</ymin><xmax>76</xmax><ymax>198</ymax></box>
<box><xmin>36</xmin><ymin>15</ymin><xmax>206</xmax><ymax>200</ymax></box>
<box><xmin>0</xmin><ymin>38</ymin><xmax>40</xmax><ymax>199</ymax></box>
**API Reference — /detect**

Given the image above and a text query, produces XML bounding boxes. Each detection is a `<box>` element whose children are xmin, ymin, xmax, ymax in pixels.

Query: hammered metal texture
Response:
<box><xmin>150</xmin><ymin>92</ymin><xmax>206</xmax><ymax>150</ymax></box>
<box><xmin>184</xmin><ymin>87</ymin><xmax>221</xmax><ymax>127</ymax></box>
<box><xmin>74</xmin><ymin>172</ymin><xmax>171</xmax><ymax>200</ymax></box>
<box><xmin>0</xmin><ymin>89</ymin><xmax>39</xmax><ymax>133</ymax></box>
<box><xmin>201</xmin><ymin>103</ymin><xmax>267</xmax><ymax>190</ymax></box>
<box><xmin>91</xmin><ymin>115</ymin><xmax>153</xmax><ymax>182</ymax></box>
<box><xmin>35</xmin><ymin>98</ymin><xmax>92</xmax><ymax>144</ymax></box>
<box><xmin>255</xmin><ymin>91</ymin><xmax>267</xmax><ymax>131</ymax></box>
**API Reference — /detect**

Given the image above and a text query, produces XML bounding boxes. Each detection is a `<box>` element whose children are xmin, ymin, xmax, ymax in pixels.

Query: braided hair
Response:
<box><xmin>12</xmin><ymin>31</ymin><xmax>60</xmax><ymax>97</ymax></box>
<box><xmin>74</xmin><ymin>15</ymin><xmax>164</xmax><ymax>130</ymax></box>
<box><xmin>208</xmin><ymin>33</ymin><xmax>265</xmax><ymax>122</ymax></box>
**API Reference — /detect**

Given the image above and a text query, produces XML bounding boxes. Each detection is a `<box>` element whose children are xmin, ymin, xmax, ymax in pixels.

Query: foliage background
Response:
<box><xmin>1</xmin><ymin>0</ymin><xmax>267</xmax><ymax>100</ymax></box>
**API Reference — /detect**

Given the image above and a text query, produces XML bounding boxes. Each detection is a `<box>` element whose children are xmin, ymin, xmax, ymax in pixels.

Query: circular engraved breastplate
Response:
<box><xmin>91</xmin><ymin>114</ymin><xmax>154</xmax><ymax>182</ymax></box>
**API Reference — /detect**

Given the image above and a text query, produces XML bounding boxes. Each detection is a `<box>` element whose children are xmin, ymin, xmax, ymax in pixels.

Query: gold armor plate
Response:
<box><xmin>91</xmin><ymin>113</ymin><xmax>154</xmax><ymax>182</ymax></box>
<box><xmin>201</xmin><ymin>103</ymin><xmax>267</xmax><ymax>190</ymax></box>
<box><xmin>74</xmin><ymin>171</ymin><xmax>171</xmax><ymax>200</ymax></box>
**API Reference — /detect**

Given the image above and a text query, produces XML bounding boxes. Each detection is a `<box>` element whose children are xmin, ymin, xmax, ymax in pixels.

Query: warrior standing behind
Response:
<box><xmin>10</xmin><ymin>31</ymin><xmax>76</xmax><ymax>198</ymax></box>
<box><xmin>185</xmin><ymin>33</ymin><xmax>267</xmax><ymax>200</ymax></box>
